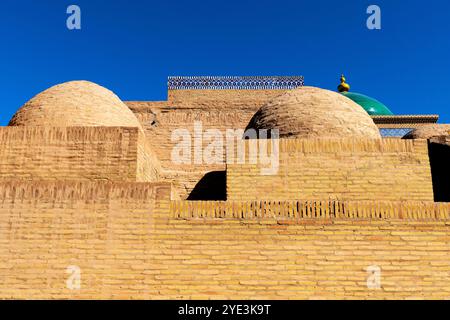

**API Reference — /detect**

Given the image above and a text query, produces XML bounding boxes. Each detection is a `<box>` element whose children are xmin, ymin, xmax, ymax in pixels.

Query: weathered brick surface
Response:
<box><xmin>404</xmin><ymin>124</ymin><xmax>450</xmax><ymax>139</ymax></box>
<box><xmin>0</xmin><ymin>127</ymin><xmax>159</xmax><ymax>182</ymax></box>
<box><xmin>0</xmin><ymin>181</ymin><xmax>170</xmax><ymax>299</ymax></box>
<box><xmin>127</xmin><ymin>92</ymin><xmax>439</xmax><ymax>199</ymax></box>
<box><xmin>0</xmin><ymin>86</ymin><xmax>447</xmax><ymax>300</ymax></box>
<box><xmin>9</xmin><ymin>81</ymin><xmax>144</xmax><ymax>129</ymax></box>
<box><xmin>246</xmin><ymin>86</ymin><xmax>381</xmax><ymax>139</ymax></box>
<box><xmin>126</xmin><ymin>90</ymin><xmax>285</xmax><ymax>198</ymax></box>
<box><xmin>227</xmin><ymin>139</ymin><xmax>434</xmax><ymax>201</ymax></box>
<box><xmin>0</xmin><ymin>182</ymin><xmax>448</xmax><ymax>300</ymax></box>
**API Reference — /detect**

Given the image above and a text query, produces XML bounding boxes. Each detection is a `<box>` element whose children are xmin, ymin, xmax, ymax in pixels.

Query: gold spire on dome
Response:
<box><xmin>338</xmin><ymin>74</ymin><xmax>350</xmax><ymax>92</ymax></box>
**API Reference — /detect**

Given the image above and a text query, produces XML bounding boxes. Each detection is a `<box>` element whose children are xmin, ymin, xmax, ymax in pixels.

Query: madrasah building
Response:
<box><xmin>0</xmin><ymin>76</ymin><xmax>449</xmax><ymax>299</ymax></box>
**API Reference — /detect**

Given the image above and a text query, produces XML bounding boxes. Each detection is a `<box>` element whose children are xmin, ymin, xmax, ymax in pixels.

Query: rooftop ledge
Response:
<box><xmin>170</xmin><ymin>200</ymin><xmax>450</xmax><ymax>221</ymax></box>
<box><xmin>371</xmin><ymin>115</ymin><xmax>439</xmax><ymax>122</ymax></box>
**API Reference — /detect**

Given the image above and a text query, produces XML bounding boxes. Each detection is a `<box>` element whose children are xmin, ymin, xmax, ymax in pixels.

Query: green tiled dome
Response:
<box><xmin>337</xmin><ymin>75</ymin><xmax>394</xmax><ymax>116</ymax></box>
<box><xmin>341</xmin><ymin>91</ymin><xmax>394</xmax><ymax>116</ymax></box>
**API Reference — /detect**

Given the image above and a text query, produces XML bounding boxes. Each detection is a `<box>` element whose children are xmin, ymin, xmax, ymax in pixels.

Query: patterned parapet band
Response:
<box><xmin>379</xmin><ymin>128</ymin><xmax>414</xmax><ymax>137</ymax></box>
<box><xmin>168</xmin><ymin>76</ymin><xmax>304</xmax><ymax>90</ymax></box>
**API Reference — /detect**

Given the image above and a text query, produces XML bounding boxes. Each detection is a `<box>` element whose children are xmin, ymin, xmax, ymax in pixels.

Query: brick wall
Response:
<box><xmin>127</xmin><ymin>91</ymin><xmax>439</xmax><ymax>199</ymax></box>
<box><xmin>0</xmin><ymin>127</ymin><xmax>159</xmax><ymax>182</ymax></box>
<box><xmin>171</xmin><ymin>200</ymin><xmax>450</xmax><ymax>220</ymax></box>
<box><xmin>130</xmin><ymin>106</ymin><xmax>258</xmax><ymax>198</ymax></box>
<box><xmin>156</xmin><ymin>202</ymin><xmax>450</xmax><ymax>300</ymax></box>
<box><xmin>227</xmin><ymin>139</ymin><xmax>434</xmax><ymax>201</ymax></box>
<box><xmin>0</xmin><ymin>181</ymin><xmax>171</xmax><ymax>299</ymax></box>
<box><xmin>137</xmin><ymin>132</ymin><xmax>161</xmax><ymax>182</ymax></box>
<box><xmin>126</xmin><ymin>90</ymin><xmax>286</xmax><ymax>199</ymax></box>
<box><xmin>0</xmin><ymin>184</ymin><xmax>449</xmax><ymax>299</ymax></box>
<box><xmin>166</xmin><ymin>89</ymin><xmax>285</xmax><ymax>108</ymax></box>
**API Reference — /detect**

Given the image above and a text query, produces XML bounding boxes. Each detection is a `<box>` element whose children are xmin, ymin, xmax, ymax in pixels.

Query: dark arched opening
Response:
<box><xmin>187</xmin><ymin>171</ymin><xmax>226</xmax><ymax>201</ymax></box>
<box><xmin>428</xmin><ymin>139</ymin><xmax>450</xmax><ymax>202</ymax></box>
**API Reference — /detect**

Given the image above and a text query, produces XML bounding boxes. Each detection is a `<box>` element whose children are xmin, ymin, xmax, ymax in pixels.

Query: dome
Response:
<box><xmin>246</xmin><ymin>86</ymin><xmax>381</xmax><ymax>139</ymax></box>
<box><xmin>337</xmin><ymin>75</ymin><xmax>393</xmax><ymax>116</ymax></box>
<box><xmin>9</xmin><ymin>81</ymin><xmax>143</xmax><ymax>129</ymax></box>
<box><xmin>403</xmin><ymin>124</ymin><xmax>450</xmax><ymax>139</ymax></box>
<box><xmin>341</xmin><ymin>92</ymin><xmax>393</xmax><ymax>116</ymax></box>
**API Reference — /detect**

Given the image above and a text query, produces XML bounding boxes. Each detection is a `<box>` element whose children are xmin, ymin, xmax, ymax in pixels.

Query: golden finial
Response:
<box><xmin>338</xmin><ymin>74</ymin><xmax>350</xmax><ymax>92</ymax></box>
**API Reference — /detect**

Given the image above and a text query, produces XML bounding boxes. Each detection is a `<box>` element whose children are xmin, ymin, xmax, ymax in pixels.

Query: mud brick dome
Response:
<box><xmin>246</xmin><ymin>86</ymin><xmax>382</xmax><ymax>139</ymax></box>
<box><xmin>8</xmin><ymin>81</ymin><xmax>143</xmax><ymax>130</ymax></box>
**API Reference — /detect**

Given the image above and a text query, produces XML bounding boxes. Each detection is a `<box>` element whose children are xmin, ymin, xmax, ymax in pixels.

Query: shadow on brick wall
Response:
<box><xmin>187</xmin><ymin>171</ymin><xmax>226</xmax><ymax>201</ymax></box>
<box><xmin>429</xmin><ymin>140</ymin><xmax>450</xmax><ymax>202</ymax></box>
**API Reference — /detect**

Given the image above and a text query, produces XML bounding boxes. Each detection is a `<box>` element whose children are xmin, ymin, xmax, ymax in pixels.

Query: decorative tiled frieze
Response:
<box><xmin>168</xmin><ymin>76</ymin><xmax>304</xmax><ymax>90</ymax></box>
<box><xmin>380</xmin><ymin>128</ymin><xmax>414</xmax><ymax>137</ymax></box>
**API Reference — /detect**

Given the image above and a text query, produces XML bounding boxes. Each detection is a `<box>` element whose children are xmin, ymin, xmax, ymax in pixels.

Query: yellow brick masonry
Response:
<box><xmin>127</xmin><ymin>89</ymin><xmax>286</xmax><ymax>198</ymax></box>
<box><xmin>0</xmin><ymin>181</ymin><xmax>170</xmax><ymax>299</ymax></box>
<box><xmin>0</xmin><ymin>126</ymin><xmax>159</xmax><ymax>182</ymax></box>
<box><xmin>171</xmin><ymin>200</ymin><xmax>450</xmax><ymax>220</ymax></box>
<box><xmin>127</xmin><ymin>90</ymin><xmax>440</xmax><ymax>199</ymax></box>
<box><xmin>227</xmin><ymin>139</ymin><xmax>434</xmax><ymax>201</ymax></box>
<box><xmin>0</xmin><ymin>181</ymin><xmax>449</xmax><ymax>299</ymax></box>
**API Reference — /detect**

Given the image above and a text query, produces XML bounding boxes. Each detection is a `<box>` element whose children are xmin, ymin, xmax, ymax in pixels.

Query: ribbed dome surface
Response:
<box><xmin>9</xmin><ymin>81</ymin><xmax>143</xmax><ymax>129</ymax></box>
<box><xmin>246</xmin><ymin>86</ymin><xmax>381</xmax><ymax>139</ymax></box>
<box><xmin>403</xmin><ymin>124</ymin><xmax>450</xmax><ymax>139</ymax></box>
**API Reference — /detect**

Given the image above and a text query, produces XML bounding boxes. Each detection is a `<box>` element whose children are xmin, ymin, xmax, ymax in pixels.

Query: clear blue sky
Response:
<box><xmin>1</xmin><ymin>0</ymin><xmax>449</xmax><ymax>125</ymax></box>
